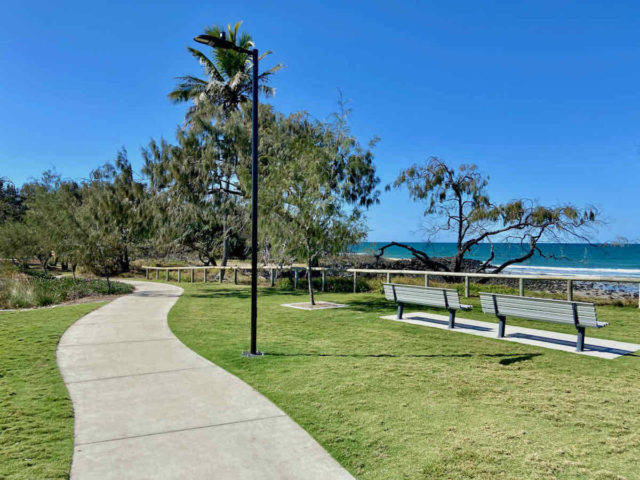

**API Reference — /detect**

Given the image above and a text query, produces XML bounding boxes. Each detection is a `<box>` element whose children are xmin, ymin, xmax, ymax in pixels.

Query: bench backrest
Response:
<box><xmin>479</xmin><ymin>292</ymin><xmax>599</xmax><ymax>327</ymax></box>
<box><xmin>383</xmin><ymin>283</ymin><xmax>462</xmax><ymax>310</ymax></box>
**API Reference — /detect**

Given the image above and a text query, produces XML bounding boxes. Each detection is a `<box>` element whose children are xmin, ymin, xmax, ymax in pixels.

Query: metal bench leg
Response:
<box><xmin>448</xmin><ymin>310</ymin><xmax>455</xmax><ymax>329</ymax></box>
<box><xmin>497</xmin><ymin>316</ymin><xmax>506</xmax><ymax>338</ymax></box>
<box><xmin>397</xmin><ymin>303</ymin><xmax>404</xmax><ymax>320</ymax></box>
<box><xmin>576</xmin><ymin>327</ymin><xmax>585</xmax><ymax>352</ymax></box>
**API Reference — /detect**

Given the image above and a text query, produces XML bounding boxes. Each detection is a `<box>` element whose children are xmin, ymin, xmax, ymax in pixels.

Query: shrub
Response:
<box><xmin>275</xmin><ymin>275</ymin><xmax>379</xmax><ymax>293</ymax></box>
<box><xmin>0</xmin><ymin>276</ymin><xmax>134</xmax><ymax>309</ymax></box>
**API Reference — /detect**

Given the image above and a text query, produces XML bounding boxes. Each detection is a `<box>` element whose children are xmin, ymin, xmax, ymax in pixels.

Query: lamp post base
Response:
<box><xmin>242</xmin><ymin>351</ymin><xmax>264</xmax><ymax>358</ymax></box>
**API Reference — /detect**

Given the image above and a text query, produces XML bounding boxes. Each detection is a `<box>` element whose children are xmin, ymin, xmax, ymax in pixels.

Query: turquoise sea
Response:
<box><xmin>352</xmin><ymin>242</ymin><xmax>640</xmax><ymax>279</ymax></box>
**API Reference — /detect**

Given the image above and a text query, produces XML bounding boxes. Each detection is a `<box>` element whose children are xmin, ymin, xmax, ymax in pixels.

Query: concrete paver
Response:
<box><xmin>381</xmin><ymin>312</ymin><xmax>640</xmax><ymax>359</ymax></box>
<box><xmin>73</xmin><ymin>416</ymin><xmax>351</xmax><ymax>480</ymax></box>
<box><xmin>57</xmin><ymin>281</ymin><xmax>354</xmax><ymax>479</ymax></box>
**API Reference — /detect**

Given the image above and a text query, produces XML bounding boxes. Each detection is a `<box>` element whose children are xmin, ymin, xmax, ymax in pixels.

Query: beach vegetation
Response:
<box><xmin>260</xmin><ymin>103</ymin><xmax>379</xmax><ymax>304</ymax></box>
<box><xmin>380</xmin><ymin>158</ymin><xmax>599</xmax><ymax>274</ymax></box>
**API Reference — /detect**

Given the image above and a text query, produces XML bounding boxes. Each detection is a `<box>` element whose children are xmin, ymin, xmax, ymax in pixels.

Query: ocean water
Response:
<box><xmin>352</xmin><ymin>242</ymin><xmax>640</xmax><ymax>279</ymax></box>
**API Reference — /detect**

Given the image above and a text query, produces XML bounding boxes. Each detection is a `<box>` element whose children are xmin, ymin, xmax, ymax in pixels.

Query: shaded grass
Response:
<box><xmin>169</xmin><ymin>282</ymin><xmax>640</xmax><ymax>480</ymax></box>
<box><xmin>0</xmin><ymin>303</ymin><xmax>105</xmax><ymax>479</ymax></box>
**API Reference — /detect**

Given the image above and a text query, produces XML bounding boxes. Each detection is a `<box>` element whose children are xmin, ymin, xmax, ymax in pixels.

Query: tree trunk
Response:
<box><xmin>120</xmin><ymin>247</ymin><xmax>130</xmax><ymax>273</ymax></box>
<box><xmin>72</xmin><ymin>264</ymin><xmax>77</xmax><ymax>280</ymax></box>
<box><xmin>104</xmin><ymin>268</ymin><xmax>111</xmax><ymax>294</ymax></box>
<box><xmin>219</xmin><ymin>224</ymin><xmax>229</xmax><ymax>281</ymax></box>
<box><xmin>40</xmin><ymin>254</ymin><xmax>50</xmax><ymax>274</ymax></box>
<box><xmin>307</xmin><ymin>257</ymin><xmax>315</xmax><ymax>306</ymax></box>
<box><xmin>375</xmin><ymin>242</ymin><xmax>448</xmax><ymax>271</ymax></box>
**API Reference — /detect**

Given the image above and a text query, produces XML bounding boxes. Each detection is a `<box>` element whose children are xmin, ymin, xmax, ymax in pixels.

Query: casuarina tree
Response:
<box><xmin>379</xmin><ymin>157</ymin><xmax>598</xmax><ymax>273</ymax></box>
<box><xmin>261</xmin><ymin>106</ymin><xmax>379</xmax><ymax>304</ymax></box>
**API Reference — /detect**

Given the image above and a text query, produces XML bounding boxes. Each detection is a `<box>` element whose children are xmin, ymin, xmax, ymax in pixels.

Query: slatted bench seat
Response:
<box><xmin>383</xmin><ymin>283</ymin><xmax>472</xmax><ymax>329</ymax></box>
<box><xmin>479</xmin><ymin>292</ymin><xmax>609</xmax><ymax>352</ymax></box>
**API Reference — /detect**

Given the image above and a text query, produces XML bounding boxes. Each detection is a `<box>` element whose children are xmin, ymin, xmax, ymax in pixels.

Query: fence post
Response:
<box><xmin>425</xmin><ymin>274</ymin><xmax>430</xmax><ymax>287</ymax></box>
<box><xmin>155</xmin><ymin>269</ymin><xmax>159</xmax><ymax>280</ymax></box>
<box><xmin>464</xmin><ymin>276</ymin><xmax>470</xmax><ymax>298</ymax></box>
<box><xmin>294</xmin><ymin>268</ymin><xmax>299</xmax><ymax>289</ymax></box>
<box><xmin>178</xmin><ymin>269</ymin><xmax>181</xmax><ymax>283</ymax></box>
<box><xmin>190</xmin><ymin>269</ymin><xmax>194</xmax><ymax>283</ymax></box>
<box><xmin>234</xmin><ymin>267</ymin><xmax>238</xmax><ymax>285</ymax></box>
<box><xmin>519</xmin><ymin>278</ymin><xmax>525</xmax><ymax>296</ymax></box>
<box><xmin>219</xmin><ymin>268</ymin><xmax>223</xmax><ymax>284</ymax></box>
<box><xmin>567</xmin><ymin>280</ymin><xmax>573</xmax><ymax>301</ymax></box>
<box><xmin>270</xmin><ymin>268</ymin><xmax>275</xmax><ymax>287</ymax></box>
<box><xmin>166</xmin><ymin>269</ymin><xmax>169</xmax><ymax>281</ymax></box>
<box><xmin>386</xmin><ymin>272</ymin><xmax>391</xmax><ymax>284</ymax></box>
<box><xmin>353</xmin><ymin>271</ymin><xmax>357</xmax><ymax>293</ymax></box>
<box><xmin>322</xmin><ymin>270</ymin><xmax>326</xmax><ymax>292</ymax></box>
<box><xmin>145</xmin><ymin>268</ymin><xmax>149</xmax><ymax>279</ymax></box>
<box><xmin>203</xmin><ymin>268</ymin><xmax>207</xmax><ymax>283</ymax></box>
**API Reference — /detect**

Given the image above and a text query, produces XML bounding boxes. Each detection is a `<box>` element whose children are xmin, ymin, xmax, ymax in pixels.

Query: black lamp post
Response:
<box><xmin>194</xmin><ymin>32</ymin><xmax>261</xmax><ymax>357</ymax></box>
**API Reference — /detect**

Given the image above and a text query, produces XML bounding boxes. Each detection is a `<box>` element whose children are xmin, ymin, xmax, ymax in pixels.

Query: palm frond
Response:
<box><xmin>187</xmin><ymin>47</ymin><xmax>224</xmax><ymax>82</ymax></box>
<box><xmin>168</xmin><ymin>76</ymin><xmax>208</xmax><ymax>103</ymax></box>
<box><xmin>259</xmin><ymin>85</ymin><xmax>276</xmax><ymax>97</ymax></box>
<box><xmin>238</xmin><ymin>32</ymin><xmax>254</xmax><ymax>50</ymax></box>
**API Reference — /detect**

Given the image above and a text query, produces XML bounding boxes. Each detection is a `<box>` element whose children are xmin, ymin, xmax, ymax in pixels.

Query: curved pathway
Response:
<box><xmin>57</xmin><ymin>281</ymin><xmax>354</xmax><ymax>479</ymax></box>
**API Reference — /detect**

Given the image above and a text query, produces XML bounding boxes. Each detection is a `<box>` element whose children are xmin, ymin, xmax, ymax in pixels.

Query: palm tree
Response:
<box><xmin>168</xmin><ymin>22</ymin><xmax>282</xmax><ymax>275</ymax></box>
<box><xmin>169</xmin><ymin>21</ymin><xmax>283</xmax><ymax>122</ymax></box>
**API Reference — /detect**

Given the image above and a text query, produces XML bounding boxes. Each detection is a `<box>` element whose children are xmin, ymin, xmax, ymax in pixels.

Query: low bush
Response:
<box><xmin>0</xmin><ymin>276</ymin><xmax>133</xmax><ymax>309</ymax></box>
<box><xmin>275</xmin><ymin>275</ymin><xmax>379</xmax><ymax>293</ymax></box>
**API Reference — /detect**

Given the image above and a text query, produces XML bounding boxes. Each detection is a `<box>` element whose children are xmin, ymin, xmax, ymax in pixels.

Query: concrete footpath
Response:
<box><xmin>57</xmin><ymin>281</ymin><xmax>354</xmax><ymax>480</ymax></box>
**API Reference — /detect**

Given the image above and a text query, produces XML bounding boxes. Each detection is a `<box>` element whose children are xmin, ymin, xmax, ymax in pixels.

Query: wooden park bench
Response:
<box><xmin>383</xmin><ymin>283</ymin><xmax>472</xmax><ymax>329</ymax></box>
<box><xmin>479</xmin><ymin>292</ymin><xmax>609</xmax><ymax>352</ymax></box>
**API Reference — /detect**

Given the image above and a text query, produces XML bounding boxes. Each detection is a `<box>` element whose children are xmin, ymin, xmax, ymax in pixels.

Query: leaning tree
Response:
<box><xmin>379</xmin><ymin>157</ymin><xmax>598</xmax><ymax>273</ymax></box>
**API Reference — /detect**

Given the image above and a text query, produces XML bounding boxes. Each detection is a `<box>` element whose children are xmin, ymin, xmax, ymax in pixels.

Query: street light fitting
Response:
<box><xmin>194</xmin><ymin>34</ymin><xmax>252</xmax><ymax>55</ymax></box>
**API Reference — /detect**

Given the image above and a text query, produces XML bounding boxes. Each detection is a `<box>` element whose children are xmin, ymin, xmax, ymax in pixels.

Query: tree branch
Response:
<box><xmin>374</xmin><ymin>242</ymin><xmax>449</xmax><ymax>271</ymax></box>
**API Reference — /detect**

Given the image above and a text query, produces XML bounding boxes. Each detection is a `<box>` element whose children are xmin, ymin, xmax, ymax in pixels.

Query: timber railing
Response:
<box><xmin>347</xmin><ymin>268</ymin><xmax>640</xmax><ymax>308</ymax></box>
<box><xmin>142</xmin><ymin>265</ymin><xmax>640</xmax><ymax>308</ymax></box>
<box><xmin>142</xmin><ymin>265</ymin><xmax>331</xmax><ymax>291</ymax></box>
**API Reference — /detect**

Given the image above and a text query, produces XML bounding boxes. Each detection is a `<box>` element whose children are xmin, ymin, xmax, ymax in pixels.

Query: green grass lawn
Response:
<box><xmin>0</xmin><ymin>303</ymin><xmax>104</xmax><ymax>479</ymax></box>
<box><xmin>168</xmin><ymin>282</ymin><xmax>640</xmax><ymax>480</ymax></box>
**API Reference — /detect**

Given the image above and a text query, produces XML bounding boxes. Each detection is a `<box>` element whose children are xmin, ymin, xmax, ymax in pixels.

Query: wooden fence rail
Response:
<box><xmin>142</xmin><ymin>265</ymin><xmax>640</xmax><ymax>308</ymax></box>
<box><xmin>142</xmin><ymin>265</ymin><xmax>329</xmax><ymax>291</ymax></box>
<box><xmin>346</xmin><ymin>268</ymin><xmax>640</xmax><ymax>308</ymax></box>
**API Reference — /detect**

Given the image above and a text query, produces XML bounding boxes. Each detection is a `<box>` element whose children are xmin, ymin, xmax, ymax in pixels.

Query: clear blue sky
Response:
<box><xmin>1</xmin><ymin>0</ymin><xmax>639</xmax><ymax>242</ymax></box>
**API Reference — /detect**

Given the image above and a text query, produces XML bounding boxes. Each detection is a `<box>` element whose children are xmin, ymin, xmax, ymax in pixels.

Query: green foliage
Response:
<box><xmin>387</xmin><ymin>158</ymin><xmax>599</xmax><ymax>273</ymax></box>
<box><xmin>260</xmin><ymin>105</ymin><xmax>379</xmax><ymax>303</ymax></box>
<box><xmin>168</xmin><ymin>21</ymin><xmax>283</xmax><ymax>123</ymax></box>
<box><xmin>0</xmin><ymin>178</ymin><xmax>24</xmax><ymax>224</ymax></box>
<box><xmin>79</xmin><ymin>150</ymin><xmax>150</xmax><ymax>273</ymax></box>
<box><xmin>275</xmin><ymin>275</ymin><xmax>374</xmax><ymax>293</ymax></box>
<box><xmin>0</xmin><ymin>303</ymin><xmax>104</xmax><ymax>479</ymax></box>
<box><xmin>0</xmin><ymin>276</ymin><xmax>133</xmax><ymax>309</ymax></box>
<box><xmin>17</xmin><ymin>171</ymin><xmax>82</xmax><ymax>270</ymax></box>
<box><xmin>142</xmin><ymin>128</ymin><xmax>247</xmax><ymax>265</ymax></box>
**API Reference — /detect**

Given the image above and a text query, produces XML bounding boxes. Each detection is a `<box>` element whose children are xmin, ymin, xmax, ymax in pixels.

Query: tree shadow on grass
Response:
<box><xmin>264</xmin><ymin>351</ymin><xmax>542</xmax><ymax>365</ymax></box>
<box><xmin>188</xmin><ymin>287</ymin><xmax>306</xmax><ymax>299</ymax></box>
